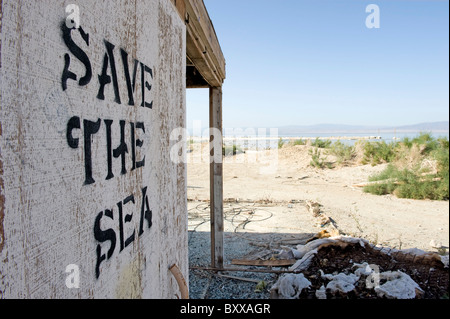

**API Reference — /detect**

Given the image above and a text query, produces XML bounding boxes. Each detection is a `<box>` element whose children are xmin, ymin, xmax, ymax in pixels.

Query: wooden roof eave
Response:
<box><xmin>171</xmin><ymin>0</ymin><xmax>226</xmax><ymax>88</ymax></box>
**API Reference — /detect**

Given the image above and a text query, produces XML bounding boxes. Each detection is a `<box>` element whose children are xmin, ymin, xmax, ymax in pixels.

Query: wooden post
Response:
<box><xmin>209</xmin><ymin>86</ymin><xmax>224</xmax><ymax>269</ymax></box>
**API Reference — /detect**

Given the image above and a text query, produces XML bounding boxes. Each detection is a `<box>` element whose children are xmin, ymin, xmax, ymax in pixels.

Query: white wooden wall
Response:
<box><xmin>0</xmin><ymin>0</ymin><xmax>187</xmax><ymax>299</ymax></box>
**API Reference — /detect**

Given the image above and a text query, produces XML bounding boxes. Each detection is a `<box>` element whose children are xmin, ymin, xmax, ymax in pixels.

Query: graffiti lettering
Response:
<box><xmin>60</xmin><ymin>21</ymin><xmax>155</xmax><ymax>280</ymax></box>
<box><xmin>66</xmin><ymin>117</ymin><xmax>146</xmax><ymax>185</ymax></box>
<box><xmin>94</xmin><ymin>186</ymin><xmax>153</xmax><ymax>279</ymax></box>
<box><xmin>61</xmin><ymin>23</ymin><xmax>153</xmax><ymax>109</ymax></box>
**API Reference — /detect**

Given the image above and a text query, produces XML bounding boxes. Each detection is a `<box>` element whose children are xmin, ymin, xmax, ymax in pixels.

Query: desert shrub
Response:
<box><xmin>328</xmin><ymin>141</ymin><xmax>356</xmax><ymax>165</ymax></box>
<box><xmin>311</xmin><ymin>138</ymin><xmax>332</xmax><ymax>149</ymax></box>
<box><xmin>432</xmin><ymin>140</ymin><xmax>449</xmax><ymax>200</ymax></box>
<box><xmin>368</xmin><ymin>164</ymin><xmax>399</xmax><ymax>182</ymax></box>
<box><xmin>363</xmin><ymin>181</ymin><xmax>397</xmax><ymax>196</ymax></box>
<box><xmin>278</xmin><ymin>138</ymin><xmax>285</xmax><ymax>149</ymax></box>
<box><xmin>364</xmin><ymin>135</ymin><xmax>449</xmax><ymax>200</ymax></box>
<box><xmin>411</xmin><ymin>132</ymin><xmax>439</xmax><ymax>154</ymax></box>
<box><xmin>223</xmin><ymin>144</ymin><xmax>244</xmax><ymax>156</ymax></box>
<box><xmin>292</xmin><ymin>139</ymin><xmax>306</xmax><ymax>146</ymax></box>
<box><xmin>361</xmin><ymin>141</ymin><xmax>397</xmax><ymax>166</ymax></box>
<box><xmin>309</xmin><ymin>148</ymin><xmax>332</xmax><ymax>169</ymax></box>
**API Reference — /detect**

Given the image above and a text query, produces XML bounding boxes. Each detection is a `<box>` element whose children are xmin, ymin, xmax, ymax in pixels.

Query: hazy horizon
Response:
<box><xmin>186</xmin><ymin>120</ymin><xmax>449</xmax><ymax>132</ymax></box>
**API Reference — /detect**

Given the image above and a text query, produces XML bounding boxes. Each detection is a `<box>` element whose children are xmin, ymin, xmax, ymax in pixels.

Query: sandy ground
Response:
<box><xmin>187</xmin><ymin>143</ymin><xmax>449</xmax><ymax>253</ymax></box>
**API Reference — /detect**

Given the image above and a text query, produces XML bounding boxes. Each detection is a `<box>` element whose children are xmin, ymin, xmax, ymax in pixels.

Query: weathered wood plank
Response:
<box><xmin>185</xmin><ymin>0</ymin><xmax>225</xmax><ymax>87</ymax></box>
<box><xmin>209</xmin><ymin>86</ymin><xmax>223</xmax><ymax>269</ymax></box>
<box><xmin>231</xmin><ymin>259</ymin><xmax>297</xmax><ymax>267</ymax></box>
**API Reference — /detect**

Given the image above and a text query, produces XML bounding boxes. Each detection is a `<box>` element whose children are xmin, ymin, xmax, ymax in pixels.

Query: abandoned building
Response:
<box><xmin>0</xmin><ymin>0</ymin><xmax>225</xmax><ymax>298</ymax></box>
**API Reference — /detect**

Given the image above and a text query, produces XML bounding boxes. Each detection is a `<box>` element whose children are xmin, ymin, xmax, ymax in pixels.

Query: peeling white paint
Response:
<box><xmin>0</xmin><ymin>0</ymin><xmax>187</xmax><ymax>299</ymax></box>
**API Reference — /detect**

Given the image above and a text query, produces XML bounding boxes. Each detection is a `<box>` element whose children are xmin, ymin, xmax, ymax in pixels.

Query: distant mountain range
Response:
<box><xmin>277</xmin><ymin>121</ymin><xmax>449</xmax><ymax>135</ymax></box>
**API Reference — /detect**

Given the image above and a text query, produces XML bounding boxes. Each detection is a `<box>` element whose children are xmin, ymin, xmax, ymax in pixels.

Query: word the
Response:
<box><xmin>67</xmin><ymin>117</ymin><xmax>146</xmax><ymax>185</ymax></box>
<box><xmin>65</xmin><ymin>264</ymin><xmax>80</xmax><ymax>289</ymax></box>
<box><xmin>366</xmin><ymin>4</ymin><xmax>380</xmax><ymax>29</ymax></box>
<box><xmin>94</xmin><ymin>186</ymin><xmax>152</xmax><ymax>279</ymax></box>
<box><xmin>225</xmin><ymin>304</ymin><xmax>270</xmax><ymax>314</ymax></box>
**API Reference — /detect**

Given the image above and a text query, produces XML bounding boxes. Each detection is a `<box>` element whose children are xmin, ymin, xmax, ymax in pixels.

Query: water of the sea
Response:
<box><xmin>221</xmin><ymin>131</ymin><xmax>450</xmax><ymax>150</ymax></box>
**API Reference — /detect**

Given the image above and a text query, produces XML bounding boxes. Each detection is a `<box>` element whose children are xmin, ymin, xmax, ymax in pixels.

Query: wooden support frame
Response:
<box><xmin>209</xmin><ymin>86</ymin><xmax>224</xmax><ymax>269</ymax></box>
<box><xmin>175</xmin><ymin>0</ymin><xmax>226</xmax><ymax>269</ymax></box>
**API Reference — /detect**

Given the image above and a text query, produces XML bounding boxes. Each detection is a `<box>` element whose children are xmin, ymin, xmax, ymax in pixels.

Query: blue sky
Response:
<box><xmin>186</xmin><ymin>0</ymin><xmax>449</xmax><ymax>129</ymax></box>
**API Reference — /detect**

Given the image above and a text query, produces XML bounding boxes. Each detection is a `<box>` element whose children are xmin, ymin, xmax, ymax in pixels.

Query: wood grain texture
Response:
<box><xmin>0</xmin><ymin>0</ymin><xmax>187</xmax><ymax>299</ymax></box>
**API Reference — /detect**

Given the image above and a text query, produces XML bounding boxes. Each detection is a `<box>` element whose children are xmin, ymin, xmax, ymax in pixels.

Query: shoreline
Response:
<box><xmin>190</xmin><ymin>136</ymin><xmax>383</xmax><ymax>141</ymax></box>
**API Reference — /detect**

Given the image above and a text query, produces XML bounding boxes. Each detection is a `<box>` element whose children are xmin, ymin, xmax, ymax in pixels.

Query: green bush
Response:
<box><xmin>292</xmin><ymin>139</ymin><xmax>306</xmax><ymax>146</ymax></box>
<box><xmin>309</xmin><ymin>148</ymin><xmax>332</xmax><ymax>169</ymax></box>
<box><xmin>278</xmin><ymin>138</ymin><xmax>285</xmax><ymax>149</ymax></box>
<box><xmin>411</xmin><ymin>132</ymin><xmax>439</xmax><ymax>154</ymax></box>
<box><xmin>363</xmin><ymin>181</ymin><xmax>397</xmax><ymax>196</ymax></box>
<box><xmin>328</xmin><ymin>141</ymin><xmax>356</xmax><ymax>165</ymax></box>
<box><xmin>223</xmin><ymin>144</ymin><xmax>244</xmax><ymax>156</ymax></box>
<box><xmin>364</xmin><ymin>135</ymin><xmax>449</xmax><ymax>200</ymax></box>
<box><xmin>401</xmin><ymin>132</ymin><xmax>443</xmax><ymax>154</ymax></box>
<box><xmin>362</xmin><ymin>141</ymin><xmax>397</xmax><ymax>166</ymax></box>
<box><xmin>311</xmin><ymin>138</ymin><xmax>332</xmax><ymax>149</ymax></box>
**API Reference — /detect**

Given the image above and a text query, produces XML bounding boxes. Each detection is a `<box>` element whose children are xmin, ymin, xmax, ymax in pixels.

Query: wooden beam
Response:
<box><xmin>186</xmin><ymin>21</ymin><xmax>221</xmax><ymax>87</ymax></box>
<box><xmin>186</xmin><ymin>65</ymin><xmax>210</xmax><ymax>88</ymax></box>
<box><xmin>209</xmin><ymin>86</ymin><xmax>224</xmax><ymax>269</ymax></box>
<box><xmin>185</xmin><ymin>0</ymin><xmax>226</xmax><ymax>87</ymax></box>
<box><xmin>187</xmin><ymin>0</ymin><xmax>225</xmax><ymax>80</ymax></box>
<box><xmin>231</xmin><ymin>259</ymin><xmax>297</xmax><ymax>267</ymax></box>
<box><xmin>171</xmin><ymin>0</ymin><xmax>187</xmax><ymax>22</ymax></box>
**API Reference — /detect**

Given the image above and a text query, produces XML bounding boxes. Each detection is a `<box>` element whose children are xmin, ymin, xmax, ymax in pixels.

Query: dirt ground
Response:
<box><xmin>186</xmin><ymin>142</ymin><xmax>449</xmax><ymax>299</ymax></box>
<box><xmin>187</xmin><ymin>143</ymin><xmax>449</xmax><ymax>252</ymax></box>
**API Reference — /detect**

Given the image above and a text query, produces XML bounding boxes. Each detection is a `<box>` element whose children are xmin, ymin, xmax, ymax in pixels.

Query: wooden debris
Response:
<box><xmin>306</xmin><ymin>229</ymin><xmax>340</xmax><ymax>244</ymax></box>
<box><xmin>216</xmin><ymin>273</ymin><xmax>262</xmax><ymax>283</ymax></box>
<box><xmin>305</xmin><ymin>200</ymin><xmax>343</xmax><ymax>239</ymax></box>
<box><xmin>231</xmin><ymin>259</ymin><xmax>297</xmax><ymax>267</ymax></box>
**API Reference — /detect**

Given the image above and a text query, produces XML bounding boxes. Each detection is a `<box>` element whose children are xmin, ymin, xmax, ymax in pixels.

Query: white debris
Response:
<box><xmin>441</xmin><ymin>255</ymin><xmax>449</xmax><ymax>268</ymax></box>
<box><xmin>374</xmin><ymin>271</ymin><xmax>423</xmax><ymax>299</ymax></box>
<box><xmin>338</xmin><ymin>236</ymin><xmax>369</xmax><ymax>247</ymax></box>
<box><xmin>315</xmin><ymin>285</ymin><xmax>327</xmax><ymax>299</ymax></box>
<box><xmin>353</xmin><ymin>262</ymin><xmax>377</xmax><ymax>277</ymax></box>
<box><xmin>271</xmin><ymin>273</ymin><xmax>311</xmax><ymax>299</ymax></box>
<box><xmin>319</xmin><ymin>270</ymin><xmax>359</xmax><ymax>294</ymax></box>
<box><xmin>293</xmin><ymin>236</ymin><xmax>370</xmax><ymax>260</ymax></box>
<box><xmin>294</xmin><ymin>238</ymin><xmax>337</xmax><ymax>259</ymax></box>
<box><xmin>289</xmin><ymin>249</ymin><xmax>318</xmax><ymax>272</ymax></box>
<box><xmin>399</xmin><ymin>247</ymin><xmax>430</xmax><ymax>256</ymax></box>
<box><xmin>277</xmin><ymin>236</ymin><xmax>434</xmax><ymax>299</ymax></box>
<box><xmin>430</xmin><ymin>240</ymin><xmax>443</xmax><ymax>249</ymax></box>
